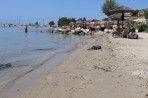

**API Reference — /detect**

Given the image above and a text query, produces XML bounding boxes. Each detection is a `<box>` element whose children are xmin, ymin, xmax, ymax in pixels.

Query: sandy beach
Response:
<box><xmin>1</xmin><ymin>32</ymin><xmax>148</xmax><ymax>98</ymax></box>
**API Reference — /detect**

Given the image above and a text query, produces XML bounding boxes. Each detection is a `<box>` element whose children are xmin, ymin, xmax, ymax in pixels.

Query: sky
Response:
<box><xmin>0</xmin><ymin>0</ymin><xmax>147</xmax><ymax>25</ymax></box>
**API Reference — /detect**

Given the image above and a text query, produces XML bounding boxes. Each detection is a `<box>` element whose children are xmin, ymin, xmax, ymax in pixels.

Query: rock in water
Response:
<box><xmin>0</xmin><ymin>63</ymin><xmax>12</xmax><ymax>70</ymax></box>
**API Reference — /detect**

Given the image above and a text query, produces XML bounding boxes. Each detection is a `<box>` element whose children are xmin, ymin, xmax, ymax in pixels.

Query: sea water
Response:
<box><xmin>0</xmin><ymin>27</ymin><xmax>87</xmax><ymax>87</ymax></box>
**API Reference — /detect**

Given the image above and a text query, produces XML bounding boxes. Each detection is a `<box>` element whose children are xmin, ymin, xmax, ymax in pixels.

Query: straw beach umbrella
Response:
<box><xmin>109</xmin><ymin>6</ymin><xmax>136</xmax><ymax>28</ymax></box>
<box><xmin>109</xmin><ymin>13</ymin><xmax>130</xmax><ymax>29</ymax></box>
<box><xmin>109</xmin><ymin>13</ymin><xmax>123</xmax><ymax>20</ymax></box>
<box><xmin>109</xmin><ymin>13</ymin><xmax>122</xmax><ymax>28</ymax></box>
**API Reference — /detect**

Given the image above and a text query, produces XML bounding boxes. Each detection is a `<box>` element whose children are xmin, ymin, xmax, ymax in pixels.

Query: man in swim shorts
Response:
<box><xmin>90</xmin><ymin>19</ymin><xmax>96</xmax><ymax>38</ymax></box>
<box><xmin>100</xmin><ymin>19</ymin><xmax>106</xmax><ymax>32</ymax></box>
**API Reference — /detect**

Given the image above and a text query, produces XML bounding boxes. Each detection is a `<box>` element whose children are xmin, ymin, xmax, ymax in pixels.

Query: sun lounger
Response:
<box><xmin>127</xmin><ymin>28</ymin><xmax>139</xmax><ymax>39</ymax></box>
<box><xmin>112</xmin><ymin>28</ymin><xmax>122</xmax><ymax>38</ymax></box>
<box><xmin>121</xmin><ymin>29</ymin><xmax>129</xmax><ymax>38</ymax></box>
<box><xmin>128</xmin><ymin>32</ymin><xmax>138</xmax><ymax>39</ymax></box>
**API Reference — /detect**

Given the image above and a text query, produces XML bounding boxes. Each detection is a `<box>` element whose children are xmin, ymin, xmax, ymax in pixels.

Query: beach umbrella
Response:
<box><xmin>109</xmin><ymin>13</ymin><xmax>130</xmax><ymax>29</ymax></box>
<box><xmin>109</xmin><ymin>13</ymin><xmax>123</xmax><ymax>20</ymax></box>
<box><xmin>109</xmin><ymin>6</ymin><xmax>136</xmax><ymax>28</ymax></box>
<box><xmin>109</xmin><ymin>14</ymin><xmax>122</xmax><ymax>28</ymax></box>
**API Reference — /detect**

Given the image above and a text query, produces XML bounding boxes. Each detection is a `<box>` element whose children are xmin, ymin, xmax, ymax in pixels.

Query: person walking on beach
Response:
<box><xmin>90</xmin><ymin>19</ymin><xmax>96</xmax><ymax>38</ymax></box>
<box><xmin>100</xmin><ymin>19</ymin><xmax>106</xmax><ymax>33</ymax></box>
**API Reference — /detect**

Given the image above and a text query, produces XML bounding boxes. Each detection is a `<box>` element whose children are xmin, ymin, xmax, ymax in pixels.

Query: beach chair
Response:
<box><xmin>112</xmin><ymin>28</ymin><xmax>122</xmax><ymax>38</ymax></box>
<box><xmin>127</xmin><ymin>28</ymin><xmax>138</xmax><ymax>39</ymax></box>
<box><xmin>128</xmin><ymin>32</ymin><xmax>138</xmax><ymax>39</ymax></box>
<box><xmin>121</xmin><ymin>29</ymin><xmax>129</xmax><ymax>38</ymax></box>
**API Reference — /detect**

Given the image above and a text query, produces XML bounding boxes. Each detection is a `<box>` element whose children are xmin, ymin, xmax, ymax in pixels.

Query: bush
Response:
<box><xmin>145</xmin><ymin>29</ymin><xmax>148</xmax><ymax>33</ymax></box>
<box><xmin>106</xmin><ymin>22</ymin><xmax>111</xmax><ymax>29</ymax></box>
<box><xmin>137</xmin><ymin>24</ymin><xmax>148</xmax><ymax>32</ymax></box>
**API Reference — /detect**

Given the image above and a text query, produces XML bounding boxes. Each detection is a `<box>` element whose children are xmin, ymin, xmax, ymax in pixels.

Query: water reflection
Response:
<box><xmin>25</xmin><ymin>31</ymin><xmax>28</xmax><ymax>38</ymax></box>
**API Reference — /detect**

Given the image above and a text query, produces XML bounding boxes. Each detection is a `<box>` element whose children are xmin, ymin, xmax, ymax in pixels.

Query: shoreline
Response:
<box><xmin>0</xmin><ymin>34</ymin><xmax>89</xmax><ymax>98</ymax></box>
<box><xmin>0</xmin><ymin>26</ymin><xmax>88</xmax><ymax>95</ymax></box>
<box><xmin>1</xmin><ymin>52</ymin><xmax>68</xmax><ymax>98</ymax></box>
<box><xmin>1</xmin><ymin>32</ymin><xmax>148</xmax><ymax>98</ymax></box>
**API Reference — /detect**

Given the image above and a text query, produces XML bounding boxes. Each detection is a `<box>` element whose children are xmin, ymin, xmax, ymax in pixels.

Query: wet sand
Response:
<box><xmin>1</xmin><ymin>32</ymin><xmax>148</xmax><ymax>98</ymax></box>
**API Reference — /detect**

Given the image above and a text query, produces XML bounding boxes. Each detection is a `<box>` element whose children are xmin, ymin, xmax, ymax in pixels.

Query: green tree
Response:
<box><xmin>131</xmin><ymin>9</ymin><xmax>139</xmax><ymax>17</ymax></box>
<box><xmin>138</xmin><ymin>9</ymin><xmax>145</xmax><ymax>16</ymax></box>
<box><xmin>144</xmin><ymin>8</ymin><xmax>148</xmax><ymax>24</ymax></box>
<box><xmin>68</xmin><ymin>18</ymin><xmax>76</xmax><ymax>23</ymax></box>
<box><xmin>102</xmin><ymin>0</ymin><xmax>119</xmax><ymax>16</ymax></box>
<box><xmin>58</xmin><ymin>17</ymin><xmax>69</xmax><ymax>26</ymax></box>
<box><xmin>48</xmin><ymin>21</ymin><xmax>55</xmax><ymax>27</ymax></box>
<box><xmin>35</xmin><ymin>22</ymin><xmax>39</xmax><ymax>26</ymax></box>
<box><xmin>35</xmin><ymin>22</ymin><xmax>39</xmax><ymax>25</ymax></box>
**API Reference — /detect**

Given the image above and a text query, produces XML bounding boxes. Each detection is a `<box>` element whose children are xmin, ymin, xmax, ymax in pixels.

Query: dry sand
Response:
<box><xmin>1</xmin><ymin>32</ymin><xmax>148</xmax><ymax>98</ymax></box>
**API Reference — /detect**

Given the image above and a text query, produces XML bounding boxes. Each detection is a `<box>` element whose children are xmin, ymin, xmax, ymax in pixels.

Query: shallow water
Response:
<box><xmin>0</xmin><ymin>27</ymin><xmax>86</xmax><ymax>66</ymax></box>
<box><xmin>0</xmin><ymin>26</ymin><xmax>87</xmax><ymax>87</ymax></box>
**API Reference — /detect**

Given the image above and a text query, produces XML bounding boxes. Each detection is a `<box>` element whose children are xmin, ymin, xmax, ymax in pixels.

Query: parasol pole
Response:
<box><xmin>122</xmin><ymin>20</ymin><xmax>123</xmax><ymax>28</ymax></box>
<box><xmin>117</xmin><ymin>20</ymin><xmax>120</xmax><ymax>29</ymax></box>
<box><xmin>121</xmin><ymin>12</ymin><xmax>124</xmax><ymax>28</ymax></box>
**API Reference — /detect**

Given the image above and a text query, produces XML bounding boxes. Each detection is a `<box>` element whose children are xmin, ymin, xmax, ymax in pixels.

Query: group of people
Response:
<box><xmin>23</xmin><ymin>20</ymin><xmax>107</xmax><ymax>36</ymax></box>
<box><xmin>89</xmin><ymin>19</ymin><xmax>106</xmax><ymax>38</ymax></box>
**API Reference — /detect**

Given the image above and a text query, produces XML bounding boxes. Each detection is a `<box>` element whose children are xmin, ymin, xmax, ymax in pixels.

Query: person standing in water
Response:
<box><xmin>25</xmin><ymin>25</ymin><xmax>28</xmax><ymax>32</ymax></box>
<box><xmin>90</xmin><ymin>19</ymin><xmax>96</xmax><ymax>38</ymax></box>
